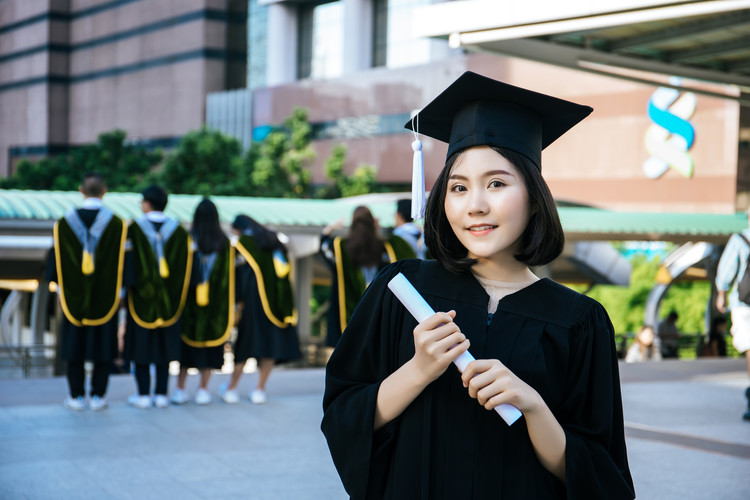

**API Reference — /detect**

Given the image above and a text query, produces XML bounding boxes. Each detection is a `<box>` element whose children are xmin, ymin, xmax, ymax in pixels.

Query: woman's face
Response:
<box><xmin>444</xmin><ymin>146</ymin><xmax>531</xmax><ymax>265</ymax></box>
<box><xmin>638</xmin><ymin>327</ymin><xmax>655</xmax><ymax>346</ymax></box>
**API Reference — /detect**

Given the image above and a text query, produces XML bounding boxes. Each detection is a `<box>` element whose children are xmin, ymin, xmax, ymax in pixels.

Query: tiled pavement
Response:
<box><xmin>1</xmin><ymin>358</ymin><xmax>749</xmax><ymax>499</ymax></box>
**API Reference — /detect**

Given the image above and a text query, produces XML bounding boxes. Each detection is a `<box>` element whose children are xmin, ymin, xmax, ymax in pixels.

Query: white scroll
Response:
<box><xmin>388</xmin><ymin>272</ymin><xmax>523</xmax><ymax>426</ymax></box>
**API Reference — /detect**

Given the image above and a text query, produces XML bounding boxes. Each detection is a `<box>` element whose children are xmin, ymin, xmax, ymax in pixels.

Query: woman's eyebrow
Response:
<box><xmin>449</xmin><ymin>169</ymin><xmax>514</xmax><ymax>180</ymax></box>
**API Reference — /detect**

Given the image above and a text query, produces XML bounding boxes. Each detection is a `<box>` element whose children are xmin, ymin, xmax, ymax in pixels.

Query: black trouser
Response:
<box><xmin>67</xmin><ymin>361</ymin><xmax>110</xmax><ymax>398</ymax></box>
<box><xmin>134</xmin><ymin>363</ymin><xmax>169</xmax><ymax>396</ymax></box>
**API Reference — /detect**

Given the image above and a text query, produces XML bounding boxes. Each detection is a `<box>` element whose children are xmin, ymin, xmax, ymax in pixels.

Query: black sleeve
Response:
<box><xmin>561</xmin><ymin>298</ymin><xmax>635</xmax><ymax>499</ymax></box>
<box><xmin>320</xmin><ymin>260</ymin><xmax>414</xmax><ymax>499</ymax></box>
<box><xmin>43</xmin><ymin>247</ymin><xmax>57</xmax><ymax>283</ymax></box>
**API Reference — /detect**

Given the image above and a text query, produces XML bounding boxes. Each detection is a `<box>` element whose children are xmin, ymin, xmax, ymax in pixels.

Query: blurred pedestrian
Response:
<box><xmin>392</xmin><ymin>199</ymin><xmax>424</xmax><ymax>259</ymax></box>
<box><xmin>625</xmin><ymin>325</ymin><xmax>660</xmax><ymax>363</ymax></box>
<box><xmin>657</xmin><ymin>310</ymin><xmax>680</xmax><ymax>358</ymax></box>
<box><xmin>46</xmin><ymin>172</ymin><xmax>126</xmax><ymax>411</ymax></box>
<box><xmin>218</xmin><ymin>215</ymin><xmax>301</xmax><ymax>405</ymax></box>
<box><xmin>320</xmin><ymin>206</ymin><xmax>396</xmax><ymax>347</ymax></box>
<box><xmin>171</xmin><ymin>199</ymin><xmax>234</xmax><ymax>405</ymax></box>
<box><xmin>716</xmin><ymin>219</ymin><xmax>750</xmax><ymax>420</ymax></box>
<box><xmin>702</xmin><ymin>316</ymin><xmax>728</xmax><ymax>358</ymax></box>
<box><xmin>122</xmin><ymin>185</ymin><xmax>192</xmax><ymax>409</ymax></box>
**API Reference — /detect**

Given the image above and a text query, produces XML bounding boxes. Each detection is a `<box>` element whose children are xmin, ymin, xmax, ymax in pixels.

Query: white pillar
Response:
<box><xmin>342</xmin><ymin>0</ymin><xmax>373</xmax><ymax>74</ymax></box>
<box><xmin>266</xmin><ymin>2</ymin><xmax>298</xmax><ymax>86</ymax></box>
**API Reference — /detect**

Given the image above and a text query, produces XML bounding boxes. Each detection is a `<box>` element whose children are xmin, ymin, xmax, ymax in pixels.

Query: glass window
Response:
<box><xmin>298</xmin><ymin>1</ymin><xmax>343</xmax><ymax>80</ymax></box>
<box><xmin>372</xmin><ymin>0</ymin><xmax>431</xmax><ymax>69</ymax></box>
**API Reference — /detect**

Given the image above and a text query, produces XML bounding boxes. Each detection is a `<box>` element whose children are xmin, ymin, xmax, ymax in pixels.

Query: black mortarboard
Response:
<box><xmin>404</xmin><ymin>71</ymin><xmax>593</xmax><ymax>170</ymax></box>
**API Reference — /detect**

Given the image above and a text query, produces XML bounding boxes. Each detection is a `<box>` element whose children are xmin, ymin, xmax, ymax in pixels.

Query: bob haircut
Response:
<box><xmin>424</xmin><ymin>146</ymin><xmax>564</xmax><ymax>274</ymax></box>
<box><xmin>191</xmin><ymin>198</ymin><xmax>227</xmax><ymax>255</ymax></box>
<box><xmin>231</xmin><ymin>214</ymin><xmax>284</xmax><ymax>252</ymax></box>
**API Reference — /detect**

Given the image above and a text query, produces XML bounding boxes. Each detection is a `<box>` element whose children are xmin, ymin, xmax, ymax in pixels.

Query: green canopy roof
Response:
<box><xmin>0</xmin><ymin>189</ymin><xmax>746</xmax><ymax>242</ymax></box>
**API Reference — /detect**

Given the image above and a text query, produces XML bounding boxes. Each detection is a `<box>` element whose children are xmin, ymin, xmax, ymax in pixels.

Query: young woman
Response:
<box><xmin>625</xmin><ymin>325</ymin><xmax>659</xmax><ymax>363</ymax></box>
<box><xmin>171</xmin><ymin>198</ymin><xmax>234</xmax><ymax>405</ymax></box>
<box><xmin>219</xmin><ymin>214</ymin><xmax>301</xmax><ymax>404</ymax></box>
<box><xmin>320</xmin><ymin>206</ymin><xmax>396</xmax><ymax>347</ymax></box>
<box><xmin>321</xmin><ymin>72</ymin><xmax>634</xmax><ymax>499</ymax></box>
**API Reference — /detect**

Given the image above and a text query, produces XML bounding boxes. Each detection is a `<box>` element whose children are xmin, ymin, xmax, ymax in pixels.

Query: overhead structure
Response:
<box><xmin>414</xmin><ymin>0</ymin><xmax>750</xmax><ymax>104</ymax></box>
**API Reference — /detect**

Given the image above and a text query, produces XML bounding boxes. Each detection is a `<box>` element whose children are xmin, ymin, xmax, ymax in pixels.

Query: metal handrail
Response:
<box><xmin>0</xmin><ymin>344</ymin><xmax>56</xmax><ymax>378</ymax></box>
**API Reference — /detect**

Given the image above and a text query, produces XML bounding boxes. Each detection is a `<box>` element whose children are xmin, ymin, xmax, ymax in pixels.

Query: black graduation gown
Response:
<box><xmin>234</xmin><ymin>262</ymin><xmax>301</xmax><ymax>364</ymax></box>
<box><xmin>45</xmin><ymin>208</ymin><xmax>120</xmax><ymax>363</ymax></box>
<box><xmin>122</xmin><ymin>246</ymin><xmax>182</xmax><ymax>366</ymax></box>
<box><xmin>321</xmin><ymin>259</ymin><xmax>634</xmax><ymax>500</ymax></box>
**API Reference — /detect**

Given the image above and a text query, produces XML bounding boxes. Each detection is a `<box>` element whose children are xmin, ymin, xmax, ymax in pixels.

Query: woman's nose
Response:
<box><xmin>467</xmin><ymin>190</ymin><xmax>489</xmax><ymax>215</ymax></box>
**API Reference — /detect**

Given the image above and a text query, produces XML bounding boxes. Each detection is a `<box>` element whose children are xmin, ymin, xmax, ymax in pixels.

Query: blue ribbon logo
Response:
<box><xmin>643</xmin><ymin>82</ymin><xmax>696</xmax><ymax>179</ymax></box>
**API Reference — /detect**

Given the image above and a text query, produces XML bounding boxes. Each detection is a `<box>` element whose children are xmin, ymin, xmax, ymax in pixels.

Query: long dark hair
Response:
<box><xmin>424</xmin><ymin>146</ymin><xmax>564</xmax><ymax>274</ymax></box>
<box><xmin>232</xmin><ymin>214</ymin><xmax>284</xmax><ymax>252</ymax></box>
<box><xmin>346</xmin><ymin>205</ymin><xmax>383</xmax><ymax>268</ymax></box>
<box><xmin>191</xmin><ymin>198</ymin><xmax>227</xmax><ymax>254</ymax></box>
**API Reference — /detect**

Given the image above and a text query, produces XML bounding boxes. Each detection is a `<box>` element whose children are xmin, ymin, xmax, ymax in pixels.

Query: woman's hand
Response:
<box><xmin>461</xmin><ymin>359</ymin><xmax>543</xmax><ymax>413</ymax></box>
<box><xmin>411</xmin><ymin>310</ymin><xmax>470</xmax><ymax>385</ymax></box>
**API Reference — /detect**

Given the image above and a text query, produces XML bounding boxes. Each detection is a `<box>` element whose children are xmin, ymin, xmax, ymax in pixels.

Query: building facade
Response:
<box><xmin>2</xmin><ymin>0</ymin><xmax>747</xmax><ymax>214</ymax></box>
<box><xmin>0</xmin><ymin>0</ymin><xmax>247</xmax><ymax>177</ymax></box>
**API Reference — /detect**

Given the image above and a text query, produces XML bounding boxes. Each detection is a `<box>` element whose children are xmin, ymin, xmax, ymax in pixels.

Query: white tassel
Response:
<box><xmin>411</xmin><ymin>139</ymin><xmax>425</xmax><ymax>220</ymax></box>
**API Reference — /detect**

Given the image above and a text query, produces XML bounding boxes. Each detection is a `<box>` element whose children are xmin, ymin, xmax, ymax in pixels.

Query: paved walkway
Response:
<box><xmin>1</xmin><ymin>358</ymin><xmax>749</xmax><ymax>499</ymax></box>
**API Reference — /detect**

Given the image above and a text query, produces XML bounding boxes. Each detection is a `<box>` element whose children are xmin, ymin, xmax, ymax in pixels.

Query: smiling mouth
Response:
<box><xmin>467</xmin><ymin>224</ymin><xmax>498</xmax><ymax>232</ymax></box>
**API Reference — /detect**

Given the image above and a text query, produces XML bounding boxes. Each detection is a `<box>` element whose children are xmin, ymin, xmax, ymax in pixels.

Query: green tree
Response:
<box><xmin>317</xmin><ymin>144</ymin><xmax>378</xmax><ymax>198</ymax></box>
<box><xmin>1</xmin><ymin>130</ymin><xmax>161</xmax><ymax>191</ymax></box>
<box><xmin>160</xmin><ymin>127</ymin><xmax>245</xmax><ymax>196</ymax></box>
<box><xmin>248</xmin><ymin>107</ymin><xmax>316</xmax><ymax>197</ymax></box>
<box><xmin>574</xmin><ymin>254</ymin><xmax>710</xmax><ymax>335</ymax></box>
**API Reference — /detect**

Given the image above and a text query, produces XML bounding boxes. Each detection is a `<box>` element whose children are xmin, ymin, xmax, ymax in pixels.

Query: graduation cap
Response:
<box><xmin>405</xmin><ymin>71</ymin><xmax>592</xmax><ymax>219</ymax></box>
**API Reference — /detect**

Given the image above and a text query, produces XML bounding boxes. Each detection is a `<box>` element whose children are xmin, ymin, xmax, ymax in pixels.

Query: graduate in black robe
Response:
<box><xmin>171</xmin><ymin>199</ymin><xmax>234</xmax><ymax>405</ymax></box>
<box><xmin>321</xmin><ymin>72</ymin><xmax>635</xmax><ymax>499</ymax></box>
<box><xmin>218</xmin><ymin>215</ymin><xmax>301</xmax><ymax>405</ymax></box>
<box><xmin>46</xmin><ymin>172</ymin><xmax>127</xmax><ymax>411</ymax></box>
<box><xmin>123</xmin><ymin>185</ymin><xmax>192</xmax><ymax>409</ymax></box>
<box><xmin>320</xmin><ymin>205</ymin><xmax>413</xmax><ymax>347</ymax></box>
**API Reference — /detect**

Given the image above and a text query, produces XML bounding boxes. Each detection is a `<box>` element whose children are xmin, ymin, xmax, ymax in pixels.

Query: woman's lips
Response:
<box><xmin>467</xmin><ymin>224</ymin><xmax>497</xmax><ymax>236</ymax></box>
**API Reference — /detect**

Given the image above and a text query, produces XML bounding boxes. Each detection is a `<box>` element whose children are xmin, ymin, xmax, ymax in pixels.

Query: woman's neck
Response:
<box><xmin>470</xmin><ymin>256</ymin><xmax>536</xmax><ymax>283</ymax></box>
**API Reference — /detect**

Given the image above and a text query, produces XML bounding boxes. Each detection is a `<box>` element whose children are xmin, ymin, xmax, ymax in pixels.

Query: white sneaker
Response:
<box><xmin>250</xmin><ymin>389</ymin><xmax>267</xmax><ymax>405</ymax></box>
<box><xmin>170</xmin><ymin>389</ymin><xmax>189</xmax><ymax>405</ymax></box>
<box><xmin>89</xmin><ymin>395</ymin><xmax>108</xmax><ymax>411</ymax></box>
<box><xmin>195</xmin><ymin>388</ymin><xmax>212</xmax><ymax>405</ymax></box>
<box><xmin>153</xmin><ymin>394</ymin><xmax>170</xmax><ymax>409</ymax></box>
<box><xmin>64</xmin><ymin>395</ymin><xmax>86</xmax><ymax>411</ymax></box>
<box><xmin>128</xmin><ymin>394</ymin><xmax>152</xmax><ymax>409</ymax></box>
<box><xmin>219</xmin><ymin>383</ymin><xmax>239</xmax><ymax>404</ymax></box>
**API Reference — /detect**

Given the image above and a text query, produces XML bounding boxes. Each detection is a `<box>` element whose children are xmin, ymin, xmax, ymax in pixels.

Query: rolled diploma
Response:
<box><xmin>388</xmin><ymin>272</ymin><xmax>523</xmax><ymax>426</ymax></box>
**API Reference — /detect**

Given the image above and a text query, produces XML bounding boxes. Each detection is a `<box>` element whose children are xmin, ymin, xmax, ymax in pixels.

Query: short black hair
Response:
<box><xmin>141</xmin><ymin>185</ymin><xmax>168</xmax><ymax>211</ymax></box>
<box><xmin>396</xmin><ymin>199</ymin><xmax>413</xmax><ymax>223</ymax></box>
<box><xmin>424</xmin><ymin>146</ymin><xmax>564</xmax><ymax>274</ymax></box>
<box><xmin>81</xmin><ymin>172</ymin><xmax>106</xmax><ymax>197</ymax></box>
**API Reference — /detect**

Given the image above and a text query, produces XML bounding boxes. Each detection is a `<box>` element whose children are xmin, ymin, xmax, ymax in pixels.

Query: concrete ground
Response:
<box><xmin>0</xmin><ymin>358</ymin><xmax>749</xmax><ymax>499</ymax></box>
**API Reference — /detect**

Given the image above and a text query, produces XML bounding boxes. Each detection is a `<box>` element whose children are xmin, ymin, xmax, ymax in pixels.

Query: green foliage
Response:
<box><xmin>161</xmin><ymin>127</ymin><xmax>244</xmax><ymax>196</ymax></box>
<box><xmin>249</xmin><ymin>107</ymin><xmax>316</xmax><ymax>197</ymax></box>
<box><xmin>1</xmin><ymin>130</ymin><xmax>161</xmax><ymax>191</ymax></box>
<box><xmin>573</xmin><ymin>255</ymin><xmax>711</xmax><ymax>335</ymax></box>
<box><xmin>2</xmin><ymin>108</ymin><xmax>384</xmax><ymax>199</ymax></box>
<box><xmin>317</xmin><ymin>144</ymin><xmax>378</xmax><ymax>198</ymax></box>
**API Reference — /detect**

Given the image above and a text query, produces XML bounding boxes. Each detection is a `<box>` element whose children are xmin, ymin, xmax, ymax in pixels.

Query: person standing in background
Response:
<box><xmin>171</xmin><ymin>199</ymin><xmax>234</xmax><ymax>405</ymax></box>
<box><xmin>320</xmin><ymin>206</ymin><xmax>398</xmax><ymax>347</ymax></box>
<box><xmin>656</xmin><ymin>310</ymin><xmax>681</xmax><ymax>358</ymax></box>
<box><xmin>716</xmin><ymin>216</ymin><xmax>750</xmax><ymax>421</ymax></box>
<box><xmin>625</xmin><ymin>325</ymin><xmax>660</xmax><ymax>363</ymax></box>
<box><xmin>392</xmin><ymin>199</ymin><xmax>424</xmax><ymax>259</ymax></box>
<box><xmin>123</xmin><ymin>185</ymin><xmax>192</xmax><ymax>409</ymax></box>
<box><xmin>219</xmin><ymin>215</ymin><xmax>301</xmax><ymax>405</ymax></box>
<box><xmin>46</xmin><ymin>172</ymin><xmax>127</xmax><ymax>411</ymax></box>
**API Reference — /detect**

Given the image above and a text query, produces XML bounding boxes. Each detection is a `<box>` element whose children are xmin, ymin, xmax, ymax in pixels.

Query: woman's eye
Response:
<box><xmin>489</xmin><ymin>180</ymin><xmax>505</xmax><ymax>188</ymax></box>
<box><xmin>449</xmin><ymin>184</ymin><xmax>467</xmax><ymax>192</ymax></box>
